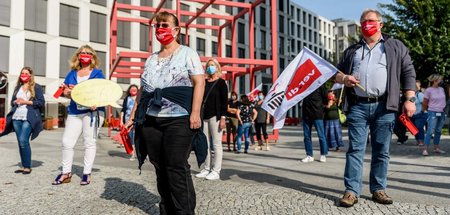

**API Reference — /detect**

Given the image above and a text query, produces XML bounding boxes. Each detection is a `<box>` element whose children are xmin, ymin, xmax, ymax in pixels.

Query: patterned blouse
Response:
<box><xmin>141</xmin><ymin>45</ymin><xmax>204</xmax><ymax>117</ymax></box>
<box><xmin>238</xmin><ymin>103</ymin><xmax>255</xmax><ymax>123</ymax></box>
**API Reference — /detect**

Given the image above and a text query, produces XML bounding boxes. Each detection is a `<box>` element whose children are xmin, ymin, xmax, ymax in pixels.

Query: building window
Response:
<box><xmin>211</xmin><ymin>16</ymin><xmax>219</xmax><ymax>37</ymax></box>
<box><xmin>279</xmin><ymin>36</ymin><xmax>284</xmax><ymax>53</ymax></box>
<box><xmin>180</xmin><ymin>33</ymin><xmax>189</xmax><ymax>45</ymax></box>
<box><xmin>212</xmin><ymin>4</ymin><xmax>220</xmax><ymax>10</ymax></box>
<box><xmin>296</xmin><ymin>9</ymin><xmax>300</xmax><ymax>21</ymax></box>
<box><xmin>297</xmin><ymin>24</ymin><xmax>301</xmax><ymax>37</ymax></box>
<box><xmin>226</xmin><ymin>45</ymin><xmax>232</xmax><ymax>57</ymax></box>
<box><xmin>348</xmin><ymin>24</ymin><xmax>357</xmax><ymax>36</ymax></box>
<box><xmin>226</xmin><ymin>6</ymin><xmax>232</xmax><ymax>14</ymax></box>
<box><xmin>239</xmin><ymin>76</ymin><xmax>245</xmax><ymax>95</ymax></box>
<box><xmin>226</xmin><ymin>26</ymin><xmax>232</xmax><ymax>40</ymax></box>
<box><xmin>338</xmin><ymin>40</ymin><xmax>344</xmax><ymax>51</ymax></box>
<box><xmin>60</xmin><ymin>45</ymin><xmax>78</xmax><ymax>78</ymax></box>
<box><xmin>238</xmin><ymin>23</ymin><xmax>245</xmax><ymax>44</ymax></box>
<box><xmin>290</xmin><ymin>22</ymin><xmax>294</xmax><ymax>36</ymax></box>
<box><xmin>0</xmin><ymin>0</ymin><xmax>10</xmax><ymax>26</ymax></box>
<box><xmin>60</xmin><ymin>4</ymin><xmax>79</xmax><ymax>39</ymax></box>
<box><xmin>180</xmin><ymin>3</ymin><xmax>190</xmax><ymax>23</ymax></box>
<box><xmin>140</xmin><ymin>0</ymin><xmax>153</xmax><ymax>18</ymax></box>
<box><xmin>96</xmin><ymin>51</ymin><xmax>107</xmax><ymax>74</ymax></box>
<box><xmin>328</xmin><ymin>24</ymin><xmax>331</xmax><ymax>35</ymax></box>
<box><xmin>297</xmin><ymin>40</ymin><xmax>301</xmax><ymax>52</ymax></box>
<box><xmin>91</xmin><ymin>0</ymin><xmax>107</xmax><ymax>7</ymax></box>
<box><xmin>140</xmin><ymin>24</ymin><xmax>149</xmax><ymax>51</ymax></box>
<box><xmin>116</xmin><ymin>57</ymin><xmax>130</xmax><ymax>84</ymax></box>
<box><xmin>260</xmin><ymin>53</ymin><xmax>266</xmax><ymax>60</ymax></box>
<box><xmin>238</xmin><ymin>47</ymin><xmax>245</xmax><ymax>66</ymax></box>
<box><xmin>302</xmin><ymin>11</ymin><xmax>306</xmax><ymax>24</ymax></box>
<box><xmin>163</xmin><ymin>0</ymin><xmax>173</xmax><ymax>8</ymax></box>
<box><xmin>278</xmin><ymin>0</ymin><xmax>284</xmax><ymax>11</ymax></box>
<box><xmin>117</xmin><ymin>21</ymin><xmax>131</xmax><ymax>48</ymax></box>
<box><xmin>25</xmin><ymin>0</ymin><xmax>47</xmax><ymax>33</ymax></box>
<box><xmin>90</xmin><ymin>12</ymin><xmax>107</xmax><ymax>44</ymax></box>
<box><xmin>260</xmin><ymin>7</ymin><xmax>266</xmax><ymax>27</ymax></box>
<box><xmin>25</xmin><ymin>40</ymin><xmax>46</xmax><ymax>77</ymax></box>
<box><xmin>279</xmin><ymin>57</ymin><xmax>285</xmax><ymax>71</ymax></box>
<box><xmin>196</xmin><ymin>38</ymin><xmax>205</xmax><ymax>56</ymax></box>
<box><xmin>290</xmin><ymin>39</ymin><xmax>295</xmax><ymax>53</ymax></box>
<box><xmin>308</xmin><ymin>14</ymin><xmax>312</xmax><ymax>27</ymax></box>
<box><xmin>314</xmin><ymin>32</ymin><xmax>317</xmax><ymax>43</ymax></box>
<box><xmin>308</xmin><ymin>29</ymin><xmax>312</xmax><ymax>42</ymax></box>
<box><xmin>338</xmin><ymin>26</ymin><xmax>344</xmax><ymax>37</ymax></box>
<box><xmin>260</xmin><ymin>30</ymin><xmax>266</xmax><ymax>49</ymax></box>
<box><xmin>313</xmin><ymin>17</ymin><xmax>317</xmax><ymax>28</ymax></box>
<box><xmin>197</xmin><ymin>17</ymin><xmax>205</xmax><ymax>33</ymax></box>
<box><xmin>212</xmin><ymin>41</ymin><xmax>218</xmax><ymax>56</ymax></box>
<box><xmin>278</xmin><ymin>15</ymin><xmax>284</xmax><ymax>33</ymax></box>
<box><xmin>117</xmin><ymin>0</ymin><xmax>131</xmax><ymax>13</ymax></box>
<box><xmin>0</xmin><ymin>36</ymin><xmax>9</xmax><ymax>72</ymax></box>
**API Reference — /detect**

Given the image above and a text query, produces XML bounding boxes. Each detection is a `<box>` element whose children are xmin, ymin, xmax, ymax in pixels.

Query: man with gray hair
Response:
<box><xmin>335</xmin><ymin>9</ymin><xmax>416</xmax><ymax>207</ymax></box>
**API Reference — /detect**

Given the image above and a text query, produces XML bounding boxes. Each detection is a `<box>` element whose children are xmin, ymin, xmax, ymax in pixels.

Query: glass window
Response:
<box><xmin>226</xmin><ymin>45</ymin><xmax>232</xmax><ymax>57</ymax></box>
<box><xmin>96</xmin><ymin>50</ymin><xmax>107</xmax><ymax>74</ymax></box>
<box><xmin>163</xmin><ymin>0</ymin><xmax>172</xmax><ymax>8</ymax></box>
<box><xmin>25</xmin><ymin>40</ymin><xmax>46</xmax><ymax>77</ymax></box>
<box><xmin>0</xmin><ymin>36</ymin><xmax>9</xmax><ymax>72</ymax></box>
<box><xmin>260</xmin><ymin>53</ymin><xmax>266</xmax><ymax>60</ymax></box>
<box><xmin>211</xmin><ymin>41</ymin><xmax>218</xmax><ymax>56</ymax></box>
<box><xmin>140</xmin><ymin>0</ymin><xmax>153</xmax><ymax>18</ymax></box>
<box><xmin>211</xmin><ymin>16</ymin><xmax>219</xmax><ymax>37</ymax></box>
<box><xmin>212</xmin><ymin>4</ymin><xmax>219</xmax><ymax>10</ymax></box>
<box><xmin>296</xmin><ymin>9</ymin><xmax>300</xmax><ymax>21</ymax></box>
<box><xmin>314</xmin><ymin>32</ymin><xmax>317</xmax><ymax>43</ymax></box>
<box><xmin>197</xmin><ymin>17</ymin><xmax>205</xmax><ymax>33</ymax></box>
<box><xmin>196</xmin><ymin>38</ymin><xmax>205</xmax><ymax>56</ymax></box>
<box><xmin>278</xmin><ymin>15</ymin><xmax>284</xmax><ymax>33</ymax></box>
<box><xmin>290</xmin><ymin>22</ymin><xmax>294</xmax><ymax>35</ymax></box>
<box><xmin>59</xmin><ymin>45</ymin><xmax>78</xmax><ymax>78</ymax></box>
<box><xmin>238</xmin><ymin>22</ymin><xmax>245</xmax><ymax>44</ymax></box>
<box><xmin>117</xmin><ymin>0</ymin><xmax>131</xmax><ymax>13</ymax></box>
<box><xmin>308</xmin><ymin>14</ymin><xmax>312</xmax><ymax>27</ymax></box>
<box><xmin>180</xmin><ymin>33</ymin><xmax>188</xmax><ymax>45</ymax></box>
<box><xmin>302</xmin><ymin>12</ymin><xmax>306</xmax><ymax>24</ymax></box>
<box><xmin>117</xmin><ymin>21</ymin><xmax>131</xmax><ymax>48</ymax></box>
<box><xmin>338</xmin><ymin>26</ymin><xmax>344</xmax><ymax>37</ymax></box>
<box><xmin>140</xmin><ymin>24</ymin><xmax>149</xmax><ymax>51</ymax></box>
<box><xmin>348</xmin><ymin>24</ymin><xmax>357</xmax><ymax>36</ymax></box>
<box><xmin>260</xmin><ymin>30</ymin><xmax>266</xmax><ymax>49</ymax></box>
<box><xmin>25</xmin><ymin>0</ymin><xmax>47</xmax><ymax>32</ymax></box>
<box><xmin>278</xmin><ymin>0</ymin><xmax>284</xmax><ymax>11</ymax></box>
<box><xmin>260</xmin><ymin>7</ymin><xmax>266</xmax><ymax>27</ymax></box>
<box><xmin>297</xmin><ymin>24</ymin><xmax>301</xmax><ymax>37</ymax></box>
<box><xmin>91</xmin><ymin>0</ymin><xmax>107</xmax><ymax>7</ymax></box>
<box><xmin>303</xmin><ymin>27</ymin><xmax>306</xmax><ymax>40</ymax></box>
<box><xmin>308</xmin><ymin>29</ymin><xmax>312</xmax><ymax>42</ymax></box>
<box><xmin>313</xmin><ymin>17</ymin><xmax>317</xmax><ymax>28</ymax></box>
<box><xmin>90</xmin><ymin>11</ymin><xmax>106</xmax><ymax>44</ymax></box>
<box><xmin>60</xmin><ymin>4</ymin><xmax>79</xmax><ymax>39</ymax></box>
<box><xmin>180</xmin><ymin>3</ymin><xmax>189</xmax><ymax>23</ymax></box>
<box><xmin>279</xmin><ymin>36</ymin><xmax>284</xmax><ymax>53</ymax></box>
<box><xmin>297</xmin><ymin>40</ymin><xmax>301</xmax><ymax>52</ymax></box>
<box><xmin>0</xmin><ymin>0</ymin><xmax>10</xmax><ymax>26</ymax></box>
<box><xmin>279</xmin><ymin>57</ymin><xmax>285</xmax><ymax>71</ymax></box>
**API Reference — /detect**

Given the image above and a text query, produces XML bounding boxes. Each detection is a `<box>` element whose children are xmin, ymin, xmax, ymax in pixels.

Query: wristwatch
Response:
<box><xmin>405</xmin><ymin>96</ymin><xmax>417</xmax><ymax>103</ymax></box>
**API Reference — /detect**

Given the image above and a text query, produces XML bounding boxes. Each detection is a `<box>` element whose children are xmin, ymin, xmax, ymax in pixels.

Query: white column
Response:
<box><xmin>47</xmin><ymin>0</ymin><xmax>60</xmax><ymax>36</ymax></box>
<box><xmin>79</xmin><ymin>2</ymin><xmax>90</xmax><ymax>42</ymax></box>
<box><xmin>10</xmin><ymin>0</ymin><xmax>25</xmax><ymax>30</ymax></box>
<box><xmin>46</xmin><ymin>38</ymin><xmax>60</xmax><ymax>79</ymax></box>
<box><xmin>9</xmin><ymin>32</ymin><xmax>25</xmax><ymax>76</ymax></box>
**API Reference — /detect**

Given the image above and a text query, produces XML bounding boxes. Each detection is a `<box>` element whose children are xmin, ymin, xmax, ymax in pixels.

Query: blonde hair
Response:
<box><xmin>15</xmin><ymin>66</ymin><xmax>36</xmax><ymax>100</ymax></box>
<box><xmin>69</xmin><ymin>45</ymin><xmax>101</xmax><ymax>70</ymax></box>
<box><xmin>206</xmin><ymin>58</ymin><xmax>222</xmax><ymax>78</ymax></box>
<box><xmin>155</xmin><ymin>11</ymin><xmax>181</xmax><ymax>44</ymax></box>
<box><xmin>427</xmin><ymin>74</ymin><xmax>443</xmax><ymax>86</ymax></box>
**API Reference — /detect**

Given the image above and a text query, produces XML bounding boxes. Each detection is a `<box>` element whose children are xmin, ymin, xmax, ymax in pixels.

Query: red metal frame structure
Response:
<box><xmin>109</xmin><ymin>0</ymin><xmax>279</xmax><ymax>141</ymax></box>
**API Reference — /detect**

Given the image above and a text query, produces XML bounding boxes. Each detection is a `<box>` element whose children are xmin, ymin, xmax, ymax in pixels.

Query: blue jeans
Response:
<box><xmin>237</xmin><ymin>122</ymin><xmax>252</xmax><ymax>152</ymax></box>
<box><xmin>412</xmin><ymin>112</ymin><xmax>428</xmax><ymax>141</ymax></box>
<box><xmin>302</xmin><ymin>118</ymin><xmax>328</xmax><ymax>156</ymax></box>
<box><xmin>344</xmin><ymin>101</ymin><xmax>395</xmax><ymax>196</ymax></box>
<box><xmin>12</xmin><ymin>120</ymin><xmax>33</xmax><ymax>168</ymax></box>
<box><xmin>424</xmin><ymin>111</ymin><xmax>446</xmax><ymax>146</ymax></box>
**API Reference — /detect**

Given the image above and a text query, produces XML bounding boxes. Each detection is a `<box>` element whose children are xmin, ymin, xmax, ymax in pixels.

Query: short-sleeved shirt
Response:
<box><xmin>141</xmin><ymin>45</ymin><xmax>204</xmax><ymax>117</ymax></box>
<box><xmin>424</xmin><ymin>87</ymin><xmax>446</xmax><ymax>112</ymax></box>
<box><xmin>227</xmin><ymin>99</ymin><xmax>239</xmax><ymax>118</ymax></box>
<box><xmin>238</xmin><ymin>103</ymin><xmax>254</xmax><ymax>123</ymax></box>
<box><xmin>255</xmin><ymin>102</ymin><xmax>268</xmax><ymax>123</ymax></box>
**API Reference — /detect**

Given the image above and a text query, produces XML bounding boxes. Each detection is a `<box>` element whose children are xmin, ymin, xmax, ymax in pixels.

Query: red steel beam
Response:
<box><xmin>187</xmin><ymin>0</ymin><xmax>251</xmax><ymax>9</ymax></box>
<box><xmin>185</xmin><ymin>0</ymin><xmax>215</xmax><ymax>27</ymax></box>
<box><xmin>199</xmin><ymin>57</ymin><xmax>273</xmax><ymax>66</ymax></box>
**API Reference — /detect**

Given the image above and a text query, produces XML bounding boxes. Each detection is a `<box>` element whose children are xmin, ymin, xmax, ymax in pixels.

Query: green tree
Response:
<box><xmin>379</xmin><ymin>0</ymin><xmax>450</xmax><ymax>81</ymax></box>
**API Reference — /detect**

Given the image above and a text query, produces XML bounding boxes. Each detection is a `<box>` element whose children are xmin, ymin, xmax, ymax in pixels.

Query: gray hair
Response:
<box><xmin>360</xmin><ymin>9</ymin><xmax>383</xmax><ymax>23</ymax></box>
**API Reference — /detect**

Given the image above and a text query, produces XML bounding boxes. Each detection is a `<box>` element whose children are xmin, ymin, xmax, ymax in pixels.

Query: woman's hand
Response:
<box><xmin>90</xmin><ymin>105</ymin><xmax>97</xmax><ymax>111</ymax></box>
<box><xmin>14</xmin><ymin>98</ymin><xmax>25</xmax><ymax>105</ymax></box>
<box><xmin>190</xmin><ymin>111</ymin><xmax>201</xmax><ymax>129</ymax></box>
<box><xmin>219</xmin><ymin>117</ymin><xmax>226</xmax><ymax>130</ymax></box>
<box><xmin>124</xmin><ymin>118</ymin><xmax>134</xmax><ymax>130</ymax></box>
<box><xmin>63</xmin><ymin>84</ymin><xmax>74</xmax><ymax>98</ymax></box>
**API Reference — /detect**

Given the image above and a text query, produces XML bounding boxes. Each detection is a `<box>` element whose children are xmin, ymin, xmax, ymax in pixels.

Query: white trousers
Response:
<box><xmin>203</xmin><ymin>117</ymin><xmax>224</xmax><ymax>173</ymax></box>
<box><xmin>61</xmin><ymin>113</ymin><xmax>104</xmax><ymax>174</ymax></box>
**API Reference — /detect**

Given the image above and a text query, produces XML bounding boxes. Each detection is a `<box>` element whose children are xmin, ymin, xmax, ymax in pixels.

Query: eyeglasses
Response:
<box><xmin>153</xmin><ymin>23</ymin><xmax>171</xmax><ymax>28</ymax></box>
<box><xmin>361</xmin><ymin>19</ymin><xmax>380</xmax><ymax>23</ymax></box>
<box><xmin>79</xmin><ymin>52</ymin><xmax>93</xmax><ymax>55</ymax></box>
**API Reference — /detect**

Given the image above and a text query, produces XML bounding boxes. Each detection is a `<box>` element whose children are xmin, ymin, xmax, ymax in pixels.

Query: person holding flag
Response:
<box><xmin>335</xmin><ymin>9</ymin><xmax>416</xmax><ymax>207</ymax></box>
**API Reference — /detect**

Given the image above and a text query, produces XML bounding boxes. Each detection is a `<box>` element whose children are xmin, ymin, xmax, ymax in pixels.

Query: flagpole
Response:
<box><xmin>338</xmin><ymin>71</ymin><xmax>365</xmax><ymax>91</ymax></box>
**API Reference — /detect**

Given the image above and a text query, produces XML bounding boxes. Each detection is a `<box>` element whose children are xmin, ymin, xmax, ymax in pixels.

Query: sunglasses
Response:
<box><xmin>153</xmin><ymin>23</ymin><xmax>171</xmax><ymax>28</ymax></box>
<box><xmin>79</xmin><ymin>52</ymin><xmax>93</xmax><ymax>55</ymax></box>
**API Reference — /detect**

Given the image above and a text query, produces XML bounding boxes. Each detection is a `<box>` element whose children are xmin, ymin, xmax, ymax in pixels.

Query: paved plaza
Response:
<box><xmin>0</xmin><ymin>126</ymin><xmax>449</xmax><ymax>214</ymax></box>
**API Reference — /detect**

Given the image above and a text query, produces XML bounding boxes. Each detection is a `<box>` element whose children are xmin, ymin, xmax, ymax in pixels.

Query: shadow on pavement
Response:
<box><xmin>101</xmin><ymin>177</ymin><xmax>160</xmax><ymax>214</ymax></box>
<box><xmin>108</xmin><ymin>150</ymin><xmax>130</xmax><ymax>159</ymax></box>
<box><xmin>11</xmin><ymin>160</ymin><xmax>44</xmax><ymax>168</ymax></box>
<box><xmin>70</xmin><ymin>164</ymin><xmax>101</xmax><ymax>178</ymax></box>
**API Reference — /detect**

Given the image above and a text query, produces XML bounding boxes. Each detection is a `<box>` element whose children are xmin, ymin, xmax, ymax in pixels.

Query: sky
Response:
<box><xmin>292</xmin><ymin>0</ymin><xmax>393</xmax><ymax>21</ymax></box>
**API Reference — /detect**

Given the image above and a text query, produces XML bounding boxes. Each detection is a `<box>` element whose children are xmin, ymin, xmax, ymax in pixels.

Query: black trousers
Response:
<box><xmin>140</xmin><ymin>116</ymin><xmax>196</xmax><ymax>215</ymax></box>
<box><xmin>255</xmin><ymin>122</ymin><xmax>268</xmax><ymax>141</ymax></box>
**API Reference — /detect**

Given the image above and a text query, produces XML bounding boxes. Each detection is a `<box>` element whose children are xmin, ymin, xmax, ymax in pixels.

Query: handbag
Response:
<box><xmin>337</xmin><ymin>86</ymin><xmax>346</xmax><ymax>124</ymax></box>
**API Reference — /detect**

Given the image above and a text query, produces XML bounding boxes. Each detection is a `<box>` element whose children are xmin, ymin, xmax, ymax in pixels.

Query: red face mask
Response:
<box><xmin>20</xmin><ymin>73</ymin><xmax>31</xmax><ymax>83</ymax></box>
<box><xmin>155</xmin><ymin>27</ymin><xmax>175</xmax><ymax>45</ymax></box>
<box><xmin>130</xmin><ymin>88</ymin><xmax>138</xmax><ymax>96</ymax></box>
<box><xmin>361</xmin><ymin>21</ymin><xmax>379</xmax><ymax>37</ymax></box>
<box><xmin>79</xmin><ymin>54</ymin><xmax>93</xmax><ymax>65</ymax></box>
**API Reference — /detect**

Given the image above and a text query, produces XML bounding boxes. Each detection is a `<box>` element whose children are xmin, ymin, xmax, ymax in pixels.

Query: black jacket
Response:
<box><xmin>337</xmin><ymin>34</ymin><xmax>416</xmax><ymax>112</ymax></box>
<box><xmin>301</xmin><ymin>85</ymin><xmax>327</xmax><ymax>120</ymax></box>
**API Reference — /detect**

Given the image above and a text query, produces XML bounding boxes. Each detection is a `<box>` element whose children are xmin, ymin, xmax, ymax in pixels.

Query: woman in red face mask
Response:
<box><xmin>0</xmin><ymin>67</ymin><xmax>45</xmax><ymax>174</ymax></box>
<box><xmin>52</xmin><ymin>45</ymin><xmax>105</xmax><ymax>186</ymax></box>
<box><xmin>124</xmin><ymin>11</ymin><xmax>205</xmax><ymax>214</ymax></box>
<box><xmin>120</xmin><ymin>84</ymin><xmax>139</xmax><ymax>160</ymax></box>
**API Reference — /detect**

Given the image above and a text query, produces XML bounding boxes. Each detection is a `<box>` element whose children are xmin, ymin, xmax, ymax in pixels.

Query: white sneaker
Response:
<box><xmin>319</xmin><ymin>155</ymin><xmax>326</xmax><ymax>163</ymax></box>
<box><xmin>205</xmin><ymin>171</ymin><xmax>220</xmax><ymax>180</ymax></box>
<box><xmin>195</xmin><ymin>169</ymin><xmax>210</xmax><ymax>178</ymax></box>
<box><xmin>422</xmin><ymin>150</ymin><xmax>429</xmax><ymax>156</ymax></box>
<box><xmin>301</xmin><ymin>156</ymin><xmax>314</xmax><ymax>163</ymax></box>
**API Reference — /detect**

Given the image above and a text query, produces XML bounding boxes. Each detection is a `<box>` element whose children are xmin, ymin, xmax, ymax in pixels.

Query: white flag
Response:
<box><xmin>330</xmin><ymin>82</ymin><xmax>344</xmax><ymax>90</ymax></box>
<box><xmin>262</xmin><ymin>47</ymin><xmax>338</xmax><ymax>129</ymax></box>
<box><xmin>246</xmin><ymin>84</ymin><xmax>263</xmax><ymax>102</ymax></box>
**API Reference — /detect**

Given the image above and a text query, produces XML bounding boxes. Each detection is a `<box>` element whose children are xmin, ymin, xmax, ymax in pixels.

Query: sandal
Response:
<box><xmin>52</xmin><ymin>173</ymin><xmax>72</xmax><ymax>185</ymax></box>
<box><xmin>80</xmin><ymin>174</ymin><xmax>91</xmax><ymax>186</ymax></box>
<box><xmin>22</xmin><ymin>168</ymin><xmax>32</xmax><ymax>175</ymax></box>
<box><xmin>14</xmin><ymin>168</ymin><xmax>24</xmax><ymax>174</ymax></box>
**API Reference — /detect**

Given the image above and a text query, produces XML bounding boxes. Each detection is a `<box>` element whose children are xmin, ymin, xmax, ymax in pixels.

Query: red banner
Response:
<box><xmin>285</xmin><ymin>59</ymin><xmax>322</xmax><ymax>100</ymax></box>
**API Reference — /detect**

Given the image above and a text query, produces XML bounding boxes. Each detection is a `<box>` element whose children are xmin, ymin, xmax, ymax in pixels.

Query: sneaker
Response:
<box><xmin>434</xmin><ymin>148</ymin><xmax>446</xmax><ymax>154</ymax></box>
<box><xmin>339</xmin><ymin>192</ymin><xmax>358</xmax><ymax>207</ymax></box>
<box><xmin>255</xmin><ymin>146</ymin><xmax>262</xmax><ymax>151</ymax></box>
<box><xmin>301</xmin><ymin>156</ymin><xmax>314</xmax><ymax>163</ymax></box>
<box><xmin>372</xmin><ymin>190</ymin><xmax>393</xmax><ymax>204</ymax></box>
<box><xmin>205</xmin><ymin>171</ymin><xmax>220</xmax><ymax>180</ymax></box>
<box><xmin>422</xmin><ymin>150</ymin><xmax>429</xmax><ymax>156</ymax></box>
<box><xmin>319</xmin><ymin>155</ymin><xmax>326</xmax><ymax>163</ymax></box>
<box><xmin>396</xmin><ymin>141</ymin><xmax>403</xmax><ymax>145</ymax></box>
<box><xmin>195</xmin><ymin>169</ymin><xmax>210</xmax><ymax>178</ymax></box>
<box><xmin>264</xmin><ymin>146</ymin><xmax>271</xmax><ymax>151</ymax></box>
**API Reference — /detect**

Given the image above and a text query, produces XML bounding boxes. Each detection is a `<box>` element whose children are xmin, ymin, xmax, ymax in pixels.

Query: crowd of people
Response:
<box><xmin>1</xmin><ymin>8</ymin><xmax>449</xmax><ymax>214</ymax></box>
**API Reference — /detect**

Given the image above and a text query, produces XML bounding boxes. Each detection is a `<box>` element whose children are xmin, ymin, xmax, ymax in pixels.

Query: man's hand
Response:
<box><xmin>343</xmin><ymin>75</ymin><xmax>360</xmax><ymax>88</ymax></box>
<box><xmin>403</xmin><ymin>101</ymin><xmax>416</xmax><ymax>117</ymax></box>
